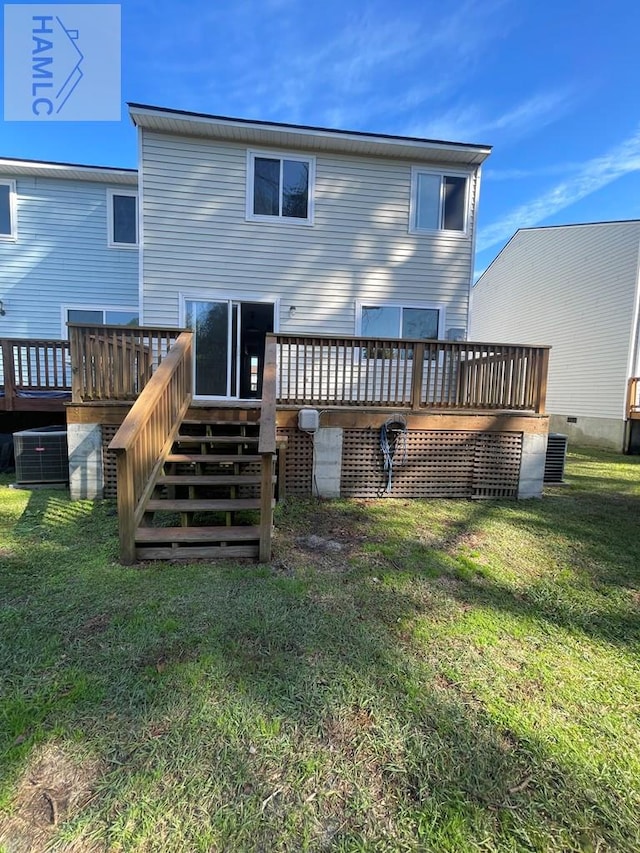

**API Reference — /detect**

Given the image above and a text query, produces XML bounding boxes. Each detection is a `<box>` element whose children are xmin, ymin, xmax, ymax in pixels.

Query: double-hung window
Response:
<box><xmin>107</xmin><ymin>189</ymin><xmax>138</xmax><ymax>246</ymax></box>
<box><xmin>247</xmin><ymin>151</ymin><xmax>314</xmax><ymax>224</ymax></box>
<box><xmin>0</xmin><ymin>180</ymin><xmax>17</xmax><ymax>240</ymax></box>
<box><xmin>410</xmin><ymin>169</ymin><xmax>469</xmax><ymax>234</ymax></box>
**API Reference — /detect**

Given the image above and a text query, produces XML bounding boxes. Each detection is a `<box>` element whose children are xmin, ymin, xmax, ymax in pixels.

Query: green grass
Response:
<box><xmin>0</xmin><ymin>447</ymin><xmax>639</xmax><ymax>852</ymax></box>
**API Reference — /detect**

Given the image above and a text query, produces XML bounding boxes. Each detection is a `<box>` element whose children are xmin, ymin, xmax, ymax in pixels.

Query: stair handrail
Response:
<box><xmin>109</xmin><ymin>330</ymin><xmax>193</xmax><ymax>563</ymax></box>
<box><xmin>258</xmin><ymin>334</ymin><xmax>278</xmax><ymax>561</ymax></box>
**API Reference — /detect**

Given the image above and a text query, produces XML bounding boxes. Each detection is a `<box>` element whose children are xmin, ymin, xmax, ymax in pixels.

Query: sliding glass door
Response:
<box><xmin>185</xmin><ymin>299</ymin><xmax>274</xmax><ymax>399</ymax></box>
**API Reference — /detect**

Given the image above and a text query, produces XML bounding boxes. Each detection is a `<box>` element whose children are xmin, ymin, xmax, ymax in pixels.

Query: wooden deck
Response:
<box><xmin>0</xmin><ymin>338</ymin><xmax>71</xmax><ymax>412</ymax></box>
<box><xmin>270</xmin><ymin>334</ymin><xmax>549</xmax><ymax>412</ymax></box>
<box><xmin>67</xmin><ymin>327</ymin><xmax>551</xmax><ymax>413</ymax></box>
<box><xmin>627</xmin><ymin>377</ymin><xmax>640</xmax><ymax>419</ymax></box>
<box><xmin>0</xmin><ymin>324</ymin><xmax>552</xmax><ymax>562</ymax></box>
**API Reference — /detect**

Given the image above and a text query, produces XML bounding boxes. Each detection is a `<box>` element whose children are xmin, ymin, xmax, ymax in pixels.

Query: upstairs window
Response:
<box><xmin>247</xmin><ymin>151</ymin><xmax>314</xmax><ymax>224</ymax></box>
<box><xmin>107</xmin><ymin>189</ymin><xmax>138</xmax><ymax>246</ymax></box>
<box><xmin>410</xmin><ymin>169</ymin><xmax>468</xmax><ymax>234</ymax></box>
<box><xmin>0</xmin><ymin>180</ymin><xmax>16</xmax><ymax>240</ymax></box>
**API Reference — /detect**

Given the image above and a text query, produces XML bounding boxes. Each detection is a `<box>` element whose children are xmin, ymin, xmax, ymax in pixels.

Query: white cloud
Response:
<box><xmin>410</xmin><ymin>89</ymin><xmax>573</xmax><ymax>144</ymax></box>
<box><xmin>136</xmin><ymin>0</ymin><xmax>514</xmax><ymax>129</ymax></box>
<box><xmin>483</xmin><ymin>162</ymin><xmax>583</xmax><ymax>181</ymax></box>
<box><xmin>477</xmin><ymin>127</ymin><xmax>640</xmax><ymax>252</ymax></box>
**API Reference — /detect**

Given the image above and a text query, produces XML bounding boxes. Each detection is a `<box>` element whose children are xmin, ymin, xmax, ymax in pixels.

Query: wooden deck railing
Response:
<box><xmin>457</xmin><ymin>345</ymin><xmax>549</xmax><ymax>413</ymax></box>
<box><xmin>271</xmin><ymin>334</ymin><xmax>550</xmax><ymax>413</ymax></box>
<box><xmin>627</xmin><ymin>377</ymin><xmax>640</xmax><ymax>417</ymax></box>
<box><xmin>109</xmin><ymin>331</ymin><xmax>193</xmax><ymax>563</ymax></box>
<box><xmin>0</xmin><ymin>338</ymin><xmax>71</xmax><ymax>410</ymax></box>
<box><xmin>258</xmin><ymin>335</ymin><xmax>278</xmax><ymax>562</ymax></box>
<box><xmin>68</xmin><ymin>323</ymin><xmax>187</xmax><ymax>403</ymax></box>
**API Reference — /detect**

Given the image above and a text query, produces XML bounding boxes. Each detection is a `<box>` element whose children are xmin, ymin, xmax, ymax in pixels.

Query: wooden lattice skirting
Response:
<box><xmin>277</xmin><ymin>427</ymin><xmax>314</xmax><ymax>497</ymax></box>
<box><xmin>101</xmin><ymin>424</ymin><xmax>119</xmax><ymax>499</ymax></box>
<box><xmin>101</xmin><ymin>425</ymin><xmax>522</xmax><ymax>501</ymax></box>
<box><xmin>340</xmin><ymin>429</ymin><xmax>522</xmax><ymax>499</ymax></box>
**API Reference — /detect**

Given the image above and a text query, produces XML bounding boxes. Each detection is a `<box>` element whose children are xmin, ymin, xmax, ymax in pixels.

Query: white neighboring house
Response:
<box><xmin>129</xmin><ymin>104</ymin><xmax>491</xmax><ymax>400</ymax></box>
<box><xmin>0</xmin><ymin>158</ymin><xmax>139</xmax><ymax>340</ymax></box>
<box><xmin>470</xmin><ymin>221</ymin><xmax>640</xmax><ymax>451</ymax></box>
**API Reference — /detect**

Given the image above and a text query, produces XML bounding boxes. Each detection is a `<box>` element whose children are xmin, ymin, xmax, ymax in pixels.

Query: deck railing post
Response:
<box><xmin>68</xmin><ymin>326</ymin><xmax>83</xmax><ymax>402</ymax></box>
<box><xmin>1</xmin><ymin>339</ymin><xmax>16</xmax><ymax>411</ymax></box>
<box><xmin>535</xmin><ymin>348</ymin><xmax>550</xmax><ymax>414</ymax></box>
<box><xmin>410</xmin><ymin>342</ymin><xmax>425</xmax><ymax>410</ymax></box>
<box><xmin>258</xmin><ymin>334</ymin><xmax>277</xmax><ymax>562</ymax></box>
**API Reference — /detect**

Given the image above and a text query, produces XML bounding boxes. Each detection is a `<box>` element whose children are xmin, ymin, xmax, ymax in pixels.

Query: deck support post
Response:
<box><xmin>259</xmin><ymin>453</ymin><xmax>274</xmax><ymax>562</ymax></box>
<box><xmin>116</xmin><ymin>451</ymin><xmax>136</xmax><ymax>564</ymax></box>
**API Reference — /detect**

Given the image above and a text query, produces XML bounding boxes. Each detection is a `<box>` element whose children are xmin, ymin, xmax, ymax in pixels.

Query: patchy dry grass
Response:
<box><xmin>0</xmin><ymin>447</ymin><xmax>639</xmax><ymax>852</ymax></box>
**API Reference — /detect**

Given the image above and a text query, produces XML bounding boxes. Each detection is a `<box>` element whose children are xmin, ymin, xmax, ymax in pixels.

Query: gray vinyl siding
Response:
<box><xmin>470</xmin><ymin>222</ymin><xmax>640</xmax><ymax>420</ymax></box>
<box><xmin>141</xmin><ymin>131</ymin><xmax>479</xmax><ymax>336</ymax></box>
<box><xmin>0</xmin><ymin>176</ymin><xmax>138</xmax><ymax>338</ymax></box>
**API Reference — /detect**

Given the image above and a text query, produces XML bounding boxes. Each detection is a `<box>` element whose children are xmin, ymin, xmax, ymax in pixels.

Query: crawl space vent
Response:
<box><xmin>14</xmin><ymin>426</ymin><xmax>69</xmax><ymax>486</ymax></box>
<box><xmin>544</xmin><ymin>433</ymin><xmax>568</xmax><ymax>484</ymax></box>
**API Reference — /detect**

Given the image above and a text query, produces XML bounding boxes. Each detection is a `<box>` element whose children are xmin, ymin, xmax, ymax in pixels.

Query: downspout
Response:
<box><xmin>466</xmin><ymin>163</ymin><xmax>482</xmax><ymax>340</ymax></box>
<box><xmin>136</xmin><ymin>123</ymin><xmax>145</xmax><ymax>325</ymax></box>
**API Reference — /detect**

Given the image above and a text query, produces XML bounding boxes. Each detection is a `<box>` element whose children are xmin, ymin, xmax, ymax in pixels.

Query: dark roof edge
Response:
<box><xmin>127</xmin><ymin>102</ymin><xmax>493</xmax><ymax>153</ymax></box>
<box><xmin>0</xmin><ymin>155</ymin><xmax>137</xmax><ymax>173</ymax></box>
<box><xmin>517</xmin><ymin>218</ymin><xmax>640</xmax><ymax>233</ymax></box>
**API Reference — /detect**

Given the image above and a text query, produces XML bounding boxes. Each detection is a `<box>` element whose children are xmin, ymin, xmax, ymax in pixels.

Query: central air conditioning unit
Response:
<box><xmin>544</xmin><ymin>433</ymin><xmax>568</xmax><ymax>484</ymax></box>
<box><xmin>14</xmin><ymin>426</ymin><xmax>69</xmax><ymax>486</ymax></box>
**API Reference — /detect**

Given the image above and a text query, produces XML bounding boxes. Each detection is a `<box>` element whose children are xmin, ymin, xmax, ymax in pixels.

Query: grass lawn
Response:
<box><xmin>0</xmin><ymin>447</ymin><xmax>639</xmax><ymax>852</ymax></box>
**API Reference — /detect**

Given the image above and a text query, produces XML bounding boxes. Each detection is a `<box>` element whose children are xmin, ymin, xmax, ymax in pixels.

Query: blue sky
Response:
<box><xmin>2</xmin><ymin>0</ymin><xmax>640</xmax><ymax>274</ymax></box>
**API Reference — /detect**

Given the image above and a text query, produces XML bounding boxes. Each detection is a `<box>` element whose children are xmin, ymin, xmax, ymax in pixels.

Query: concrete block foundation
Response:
<box><xmin>67</xmin><ymin>423</ymin><xmax>104</xmax><ymax>500</ymax></box>
<box><xmin>312</xmin><ymin>427</ymin><xmax>343</xmax><ymax>498</ymax></box>
<box><xmin>518</xmin><ymin>432</ymin><xmax>548</xmax><ymax>499</ymax></box>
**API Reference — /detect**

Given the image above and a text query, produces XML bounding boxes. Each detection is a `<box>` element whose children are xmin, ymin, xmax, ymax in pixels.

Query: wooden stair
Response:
<box><xmin>133</xmin><ymin>419</ymin><xmax>275</xmax><ymax>560</ymax></box>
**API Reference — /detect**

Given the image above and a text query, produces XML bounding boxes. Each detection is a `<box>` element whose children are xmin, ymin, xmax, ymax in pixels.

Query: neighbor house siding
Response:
<box><xmin>0</xmin><ymin>176</ymin><xmax>139</xmax><ymax>338</ymax></box>
<box><xmin>470</xmin><ymin>222</ymin><xmax>640</xmax><ymax>421</ymax></box>
<box><xmin>140</xmin><ymin>130</ymin><xmax>479</xmax><ymax>336</ymax></box>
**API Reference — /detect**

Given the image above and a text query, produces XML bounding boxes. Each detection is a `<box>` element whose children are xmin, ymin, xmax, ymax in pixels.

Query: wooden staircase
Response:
<box><xmin>133</xmin><ymin>419</ymin><xmax>276</xmax><ymax>561</ymax></box>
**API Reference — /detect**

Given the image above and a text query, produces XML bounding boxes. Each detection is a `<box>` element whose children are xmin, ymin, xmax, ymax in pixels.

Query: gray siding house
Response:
<box><xmin>130</xmin><ymin>104</ymin><xmax>491</xmax><ymax>400</ymax></box>
<box><xmin>470</xmin><ymin>221</ymin><xmax>640</xmax><ymax>451</ymax></box>
<box><xmin>0</xmin><ymin>158</ymin><xmax>139</xmax><ymax>340</ymax></box>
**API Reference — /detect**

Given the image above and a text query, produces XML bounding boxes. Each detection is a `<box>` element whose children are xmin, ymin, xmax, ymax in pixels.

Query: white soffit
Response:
<box><xmin>0</xmin><ymin>158</ymin><xmax>138</xmax><ymax>185</ymax></box>
<box><xmin>129</xmin><ymin>104</ymin><xmax>492</xmax><ymax>167</ymax></box>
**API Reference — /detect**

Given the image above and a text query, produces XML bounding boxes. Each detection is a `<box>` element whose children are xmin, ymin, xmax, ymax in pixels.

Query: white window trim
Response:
<box><xmin>355</xmin><ymin>300</ymin><xmax>446</xmax><ymax>340</ymax></box>
<box><xmin>409</xmin><ymin>167</ymin><xmax>471</xmax><ymax>236</ymax></box>
<box><xmin>246</xmin><ymin>149</ymin><xmax>315</xmax><ymax>226</ymax></box>
<box><xmin>61</xmin><ymin>304</ymin><xmax>139</xmax><ymax>337</ymax></box>
<box><xmin>107</xmin><ymin>188</ymin><xmax>138</xmax><ymax>248</ymax></box>
<box><xmin>0</xmin><ymin>179</ymin><xmax>17</xmax><ymax>242</ymax></box>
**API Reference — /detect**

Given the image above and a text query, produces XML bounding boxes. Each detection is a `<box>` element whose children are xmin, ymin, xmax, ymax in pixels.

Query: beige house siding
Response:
<box><xmin>470</xmin><ymin>222</ymin><xmax>640</xmax><ymax>422</ymax></box>
<box><xmin>140</xmin><ymin>130</ymin><xmax>479</xmax><ymax>337</ymax></box>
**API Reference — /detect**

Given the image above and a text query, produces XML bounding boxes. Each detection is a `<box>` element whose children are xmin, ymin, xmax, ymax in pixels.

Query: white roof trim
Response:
<box><xmin>129</xmin><ymin>104</ymin><xmax>492</xmax><ymax>166</ymax></box>
<box><xmin>0</xmin><ymin>158</ymin><xmax>138</xmax><ymax>185</ymax></box>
